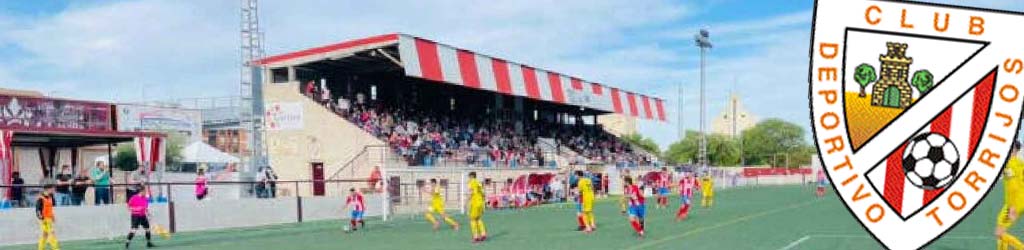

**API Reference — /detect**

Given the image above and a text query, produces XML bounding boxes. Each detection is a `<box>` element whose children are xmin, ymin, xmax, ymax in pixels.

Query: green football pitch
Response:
<box><xmin>3</xmin><ymin>185</ymin><xmax>1011</xmax><ymax>250</ymax></box>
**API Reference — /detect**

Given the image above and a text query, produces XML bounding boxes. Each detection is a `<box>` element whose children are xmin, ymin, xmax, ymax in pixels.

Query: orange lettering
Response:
<box><xmin>969</xmin><ymin>16</ymin><xmax>985</xmax><ymax>35</ymax></box>
<box><xmin>865</xmin><ymin>5</ymin><xmax>882</xmax><ymax>25</ymax></box>
<box><xmin>963</xmin><ymin>170</ymin><xmax>987</xmax><ymax>192</ymax></box>
<box><xmin>1005</xmin><ymin>58</ymin><xmax>1024</xmax><ymax>74</ymax></box>
<box><xmin>820</xmin><ymin>43</ymin><xmax>839</xmax><ymax>59</ymax></box>
<box><xmin>818</xmin><ymin>90</ymin><xmax>838</xmax><ymax>104</ymax></box>
<box><xmin>825</xmin><ymin>136</ymin><xmax>845</xmax><ymax>154</ymax></box>
<box><xmin>866</xmin><ymin>203</ymin><xmax>885</xmax><ymax>223</ymax></box>
<box><xmin>933</xmin><ymin>12</ymin><xmax>950</xmax><ymax>32</ymax></box>
<box><xmin>979</xmin><ymin>149</ymin><xmax>1002</xmax><ymax>168</ymax></box>
<box><xmin>926</xmin><ymin>206</ymin><xmax>943</xmax><ymax>226</ymax></box>
<box><xmin>901</xmin><ymin>9</ymin><xmax>914</xmax><ymax>29</ymax></box>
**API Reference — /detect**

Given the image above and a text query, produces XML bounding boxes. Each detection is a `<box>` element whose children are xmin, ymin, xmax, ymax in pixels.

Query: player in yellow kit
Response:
<box><xmin>576</xmin><ymin>171</ymin><xmax>596</xmax><ymax>233</ymax></box>
<box><xmin>997</xmin><ymin>141</ymin><xmax>1023</xmax><ymax>250</ymax></box>
<box><xmin>467</xmin><ymin>172</ymin><xmax>488</xmax><ymax>243</ymax></box>
<box><xmin>36</xmin><ymin>184</ymin><xmax>61</xmax><ymax>250</ymax></box>
<box><xmin>700</xmin><ymin>173</ymin><xmax>714</xmax><ymax>208</ymax></box>
<box><xmin>424</xmin><ymin>179</ymin><xmax>459</xmax><ymax>231</ymax></box>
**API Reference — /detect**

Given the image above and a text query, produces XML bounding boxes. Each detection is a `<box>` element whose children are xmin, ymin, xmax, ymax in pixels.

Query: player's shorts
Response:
<box><xmin>581</xmin><ymin>198</ymin><xmax>594</xmax><ymax>212</ymax></box>
<box><xmin>429</xmin><ymin>202</ymin><xmax>444</xmax><ymax>214</ymax></box>
<box><xmin>659</xmin><ymin>188</ymin><xmax>669</xmax><ymax>196</ymax></box>
<box><xmin>680</xmin><ymin>195</ymin><xmax>691</xmax><ymax>205</ymax></box>
<box><xmin>351</xmin><ymin>210</ymin><xmax>365</xmax><ymax>220</ymax></box>
<box><xmin>628</xmin><ymin>205</ymin><xmax>646</xmax><ymax>219</ymax></box>
<box><xmin>39</xmin><ymin>219</ymin><xmax>54</xmax><ymax>234</ymax></box>
<box><xmin>998</xmin><ymin>204</ymin><xmax>1022</xmax><ymax>229</ymax></box>
<box><xmin>131</xmin><ymin>215</ymin><xmax>151</xmax><ymax>230</ymax></box>
<box><xmin>469</xmin><ymin>202</ymin><xmax>484</xmax><ymax>220</ymax></box>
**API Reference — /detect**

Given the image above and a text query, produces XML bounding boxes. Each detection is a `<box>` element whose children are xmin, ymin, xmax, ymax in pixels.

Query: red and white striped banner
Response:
<box><xmin>396</xmin><ymin>34</ymin><xmax>667</xmax><ymax>122</ymax></box>
<box><xmin>0</xmin><ymin>129</ymin><xmax>13</xmax><ymax>199</ymax></box>
<box><xmin>866</xmin><ymin>73</ymin><xmax>994</xmax><ymax>219</ymax></box>
<box><xmin>134</xmin><ymin>136</ymin><xmax>165</xmax><ymax>174</ymax></box>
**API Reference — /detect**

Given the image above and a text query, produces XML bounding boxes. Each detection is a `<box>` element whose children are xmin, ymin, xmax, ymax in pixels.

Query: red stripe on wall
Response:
<box><xmin>884</xmin><ymin>144</ymin><xmax>908</xmax><ymax>215</ymax></box>
<box><xmin>641</xmin><ymin>96</ymin><xmax>654</xmax><ymax>119</ymax></box>
<box><xmin>414</xmin><ymin>39</ymin><xmax>443</xmax><ymax>82</ymax></box>
<box><xmin>610</xmin><ymin>88</ymin><xmax>624</xmax><ymax>114</ymax></box>
<box><xmin>969</xmin><ymin>73</ymin><xmax>995</xmax><ymax>157</ymax></box>
<box><xmin>492</xmin><ymin>59</ymin><xmax>513</xmax><ymax>94</ymax></box>
<box><xmin>456</xmin><ymin>50</ymin><xmax>481</xmax><ymax>89</ymax></box>
<box><xmin>923</xmin><ymin>108</ymin><xmax>953</xmax><ymax>205</ymax></box>
<box><xmin>626</xmin><ymin>92</ymin><xmax>639</xmax><ymax>117</ymax></box>
<box><xmin>547</xmin><ymin>73</ymin><xmax>566</xmax><ymax>103</ymax></box>
<box><xmin>522</xmin><ymin>66</ymin><xmax>541</xmax><ymax>99</ymax></box>
<box><xmin>570</xmin><ymin>78</ymin><xmax>583</xmax><ymax>90</ymax></box>
<box><xmin>591</xmin><ymin>83</ymin><xmax>603</xmax><ymax>96</ymax></box>
<box><xmin>655</xmin><ymin>99</ymin><xmax>666</xmax><ymax>121</ymax></box>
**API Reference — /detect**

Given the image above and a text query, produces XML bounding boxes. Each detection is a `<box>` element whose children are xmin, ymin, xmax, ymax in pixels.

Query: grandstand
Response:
<box><xmin>254</xmin><ymin>33</ymin><xmax>667</xmax><ymax>197</ymax></box>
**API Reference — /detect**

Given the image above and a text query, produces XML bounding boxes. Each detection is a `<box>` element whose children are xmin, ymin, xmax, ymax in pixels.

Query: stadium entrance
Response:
<box><xmin>256</xmin><ymin>34</ymin><xmax>666</xmax><ymax>194</ymax></box>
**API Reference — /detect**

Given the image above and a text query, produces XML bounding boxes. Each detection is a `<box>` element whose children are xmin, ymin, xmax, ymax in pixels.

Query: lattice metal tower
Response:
<box><xmin>240</xmin><ymin>0</ymin><xmax>266</xmax><ymax>173</ymax></box>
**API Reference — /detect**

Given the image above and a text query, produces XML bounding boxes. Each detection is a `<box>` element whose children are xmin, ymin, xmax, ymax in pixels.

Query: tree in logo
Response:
<box><xmin>912</xmin><ymin>70</ymin><xmax>934</xmax><ymax>95</ymax></box>
<box><xmin>854</xmin><ymin>63</ymin><xmax>877</xmax><ymax>97</ymax></box>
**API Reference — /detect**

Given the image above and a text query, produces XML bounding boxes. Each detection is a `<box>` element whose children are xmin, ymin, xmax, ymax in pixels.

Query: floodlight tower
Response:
<box><xmin>694</xmin><ymin>29</ymin><xmax>712</xmax><ymax>169</ymax></box>
<box><xmin>241</xmin><ymin>0</ymin><xmax>266</xmax><ymax>174</ymax></box>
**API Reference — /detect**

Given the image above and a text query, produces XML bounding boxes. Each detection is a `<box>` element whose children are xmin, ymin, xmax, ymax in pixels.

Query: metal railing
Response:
<box><xmin>0</xmin><ymin>179</ymin><xmax>371</xmax><ymax>209</ymax></box>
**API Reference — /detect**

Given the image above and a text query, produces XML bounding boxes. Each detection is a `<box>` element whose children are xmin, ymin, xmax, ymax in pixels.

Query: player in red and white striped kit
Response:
<box><xmin>345</xmin><ymin>188</ymin><xmax>366</xmax><ymax>231</ymax></box>
<box><xmin>624</xmin><ymin>176</ymin><xmax>646</xmax><ymax>238</ymax></box>
<box><xmin>656</xmin><ymin>168</ymin><xmax>671</xmax><ymax>209</ymax></box>
<box><xmin>676</xmin><ymin>172</ymin><xmax>699</xmax><ymax>221</ymax></box>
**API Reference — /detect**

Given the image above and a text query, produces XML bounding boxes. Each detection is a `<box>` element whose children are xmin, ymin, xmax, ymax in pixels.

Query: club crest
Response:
<box><xmin>809</xmin><ymin>0</ymin><xmax>1024</xmax><ymax>249</ymax></box>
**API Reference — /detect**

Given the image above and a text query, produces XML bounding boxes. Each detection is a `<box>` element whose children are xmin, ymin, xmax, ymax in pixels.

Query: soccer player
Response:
<box><xmin>424</xmin><ymin>179</ymin><xmax>459</xmax><ymax>231</ymax></box>
<box><xmin>700</xmin><ymin>173</ymin><xmax>715</xmax><ymax>208</ymax></box>
<box><xmin>656</xmin><ymin>168</ymin><xmax>671</xmax><ymax>209</ymax></box>
<box><xmin>345</xmin><ymin>188</ymin><xmax>366</xmax><ymax>231</ymax></box>
<box><xmin>816</xmin><ymin>170</ymin><xmax>827</xmax><ymax>198</ymax></box>
<box><xmin>36</xmin><ymin>184</ymin><xmax>61</xmax><ymax>250</ymax></box>
<box><xmin>996</xmin><ymin>141</ymin><xmax>1023</xmax><ymax>250</ymax></box>
<box><xmin>125</xmin><ymin>185</ymin><xmax>155</xmax><ymax>249</ymax></box>
<box><xmin>676</xmin><ymin>172</ymin><xmax>698</xmax><ymax>221</ymax></box>
<box><xmin>467</xmin><ymin>172</ymin><xmax>488</xmax><ymax>243</ymax></box>
<box><xmin>624</xmin><ymin>176</ymin><xmax>645</xmax><ymax>238</ymax></box>
<box><xmin>576</xmin><ymin>171</ymin><xmax>596</xmax><ymax>233</ymax></box>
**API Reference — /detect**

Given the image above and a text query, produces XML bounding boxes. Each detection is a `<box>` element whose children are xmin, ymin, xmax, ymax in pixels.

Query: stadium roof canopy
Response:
<box><xmin>256</xmin><ymin>33</ymin><xmax>667</xmax><ymax>122</ymax></box>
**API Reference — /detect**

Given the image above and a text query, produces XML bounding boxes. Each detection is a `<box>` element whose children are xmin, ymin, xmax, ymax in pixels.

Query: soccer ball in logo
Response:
<box><xmin>902</xmin><ymin>133</ymin><xmax>961</xmax><ymax>190</ymax></box>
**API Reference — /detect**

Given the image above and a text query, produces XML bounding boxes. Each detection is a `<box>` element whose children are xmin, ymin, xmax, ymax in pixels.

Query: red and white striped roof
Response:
<box><xmin>256</xmin><ymin>33</ymin><xmax>666</xmax><ymax>122</ymax></box>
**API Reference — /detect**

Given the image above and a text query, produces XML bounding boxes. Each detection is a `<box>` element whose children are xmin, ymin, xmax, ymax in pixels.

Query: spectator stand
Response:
<box><xmin>0</xmin><ymin>93</ymin><xmax>167</xmax><ymax>208</ymax></box>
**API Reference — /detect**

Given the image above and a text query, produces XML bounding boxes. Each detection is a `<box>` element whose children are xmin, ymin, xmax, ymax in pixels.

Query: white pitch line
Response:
<box><xmin>776</xmin><ymin>233</ymin><xmax>990</xmax><ymax>250</ymax></box>
<box><xmin>778</xmin><ymin>235</ymin><xmax>811</xmax><ymax>250</ymax></box>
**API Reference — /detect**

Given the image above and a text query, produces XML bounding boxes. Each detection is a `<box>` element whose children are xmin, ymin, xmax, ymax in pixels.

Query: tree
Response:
<box><xmin>854</xmin><ymin>63</ymin><xmax>877</xmax><ymax>97</ymax></box>
<box><xmin>740</xmin><ymin>119</ymin><xmax>813</xmax><ymax>167</ymax></box>
<box><xmin>114</xmin><ymin>145</ymin><xmax>139</xmax><ymax>172</ymax></box>
<box><xmin>665</xmin><ymin>131</ymin><xmax>700</xmax><ymax>165</ymax></box>
<box><xmin>112</xmin><ymin>133</ymin><xmax>187</xmax><ymax>172</ymax></box>
<box><xmin>621</xmin><ymin>133</ymin><xmax>660</xmax><ymax>154</ymax></box>
<box><xmin>912</xmin><ymin>70</ymin><xmax>934</xmax><ymax>95</ymax></box>
<box><xmin>664</xmin><ymin>131</ymin><xmax>740</xmax><ymax>166</ymax></box>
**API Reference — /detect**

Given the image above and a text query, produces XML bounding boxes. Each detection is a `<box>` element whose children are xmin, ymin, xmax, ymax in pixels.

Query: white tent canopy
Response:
<box><xmin>182</xmin><ymin>141</ymin><xmax>240</xmax><ymax>164</ymax></box>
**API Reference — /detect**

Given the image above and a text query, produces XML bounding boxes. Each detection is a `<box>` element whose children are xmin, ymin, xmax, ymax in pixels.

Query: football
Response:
<box><xmin>902</xmin><ymin>133</ymin><xmax>961</xmax><ymax>190</ymax></box>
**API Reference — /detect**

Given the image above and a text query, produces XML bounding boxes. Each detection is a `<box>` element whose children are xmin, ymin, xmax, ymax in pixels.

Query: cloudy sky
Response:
<box><xmin>1</xmin><ymin>0</ymin><xmax>1022</xmax><ymax>149</ymax></box>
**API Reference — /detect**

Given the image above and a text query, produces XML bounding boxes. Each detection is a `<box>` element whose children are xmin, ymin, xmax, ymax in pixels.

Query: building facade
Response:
<box><xmin>870</xmin><ymin>42</ymin><xmax>914</xmax><ymax>108</ymax></box>
<box><xmin>711</xmin><ymin>94</ymin><xmax>758</xmax><ymax>138</ymax></box>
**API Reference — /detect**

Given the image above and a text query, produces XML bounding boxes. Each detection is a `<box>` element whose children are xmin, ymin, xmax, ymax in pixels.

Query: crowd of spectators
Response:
<box><xmin>304</xmin><ymin>81</ymin><xmax>654</xmax><ymax>168</ymax></box>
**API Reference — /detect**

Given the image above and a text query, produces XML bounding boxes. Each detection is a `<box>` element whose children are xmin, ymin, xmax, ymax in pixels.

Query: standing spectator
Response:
<box><xmin>10</xmin><ymin>172</ymin><xmax>24</xmax><ymax>207</ymax></box>
<box><xmin>304</xmin><ymin>80</ymin><xmax>316</xmax><ymax>98</ymax></box>
<box><xmin>255</xmin><ymin>167</ymin><xmax>268</xmax><ymax>198</ymax></box>
<box><xmin>71</xmin><ymin>169</ymin><xmax>92</xmax><ymax>206</ymax></box>
<box><xmin>55</xmin><ymin>165</ymin><xmax>73</xmax><ymax>206</ymax></box>
<box><xmin>368</xmin><ymin>166</ymin><xmax>382</xmax><ymax>191</ymax></box>
<box><xmin>265</xmin><ymin>167</ymin><xmax>278</xmax><ymax>198</ymax></box>
<box><xmin>126</xmin><ymin>169</ymin><xmax>148</xmax><ymax>200</ymax></box>
<box><xmin>90</xmin><ymin>161</ymin><xmax>112</xmax><ymax>205</ymax></box>
<box><xmin>195</xmin><ymin>168</ymin><xmax>208</xmax><ymax>200</ymax></box>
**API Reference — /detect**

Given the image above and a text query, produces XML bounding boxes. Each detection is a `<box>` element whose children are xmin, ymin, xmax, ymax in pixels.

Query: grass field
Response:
<box><xmin>2</xmin><ymin>184</ymin><xmax>1010</xmax><ymax>250</ymax></box>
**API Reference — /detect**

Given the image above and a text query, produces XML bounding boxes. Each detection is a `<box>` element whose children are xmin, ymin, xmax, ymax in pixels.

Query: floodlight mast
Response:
<box><xmin>694</xmin><ymin>29</ymin><xmax>712</xmax><ymax>170</ymax></box>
